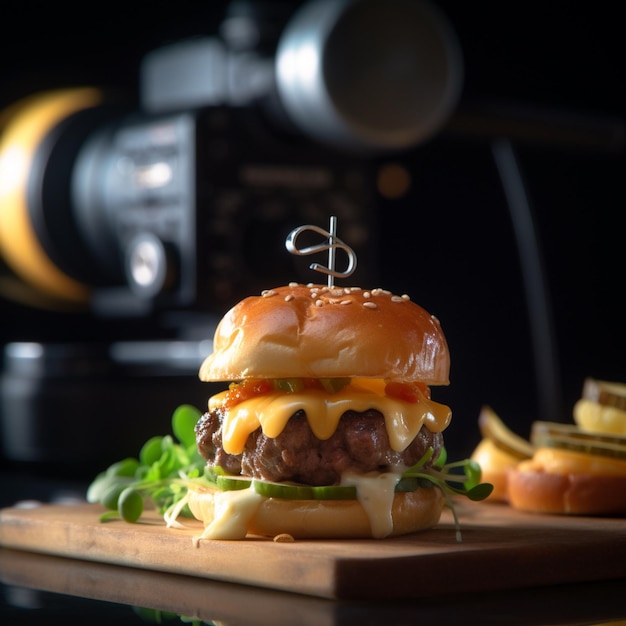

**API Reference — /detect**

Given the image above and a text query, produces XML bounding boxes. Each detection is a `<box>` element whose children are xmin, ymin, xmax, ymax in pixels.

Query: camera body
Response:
<box><xmin>72</xmin><ymin>98</ymin><xmax>379</xmax><ymax>320</ymax></box>
<box><xmin>16</xmin><ymin>42</ymin><xmax>379</xmax><ymax>325</ymax></box>
<box><xmin>0</xmin><ymin>0</ymin><xmax>463</xmax><ymax>326</ymax></box>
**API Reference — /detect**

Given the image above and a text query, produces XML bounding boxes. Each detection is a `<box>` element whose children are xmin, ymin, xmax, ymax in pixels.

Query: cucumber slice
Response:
<box><xmin>213</xmin><ymin>475</ymin><xmax>425</xmax><ymax>500</ymax></box>
<box><xmin>216</xmin><ymin>475</ymin><xmax>252</xmax><ymax>491</ymax></box>
<box><xmin>253</xmin><ymin>480</ymin><xmax>358</xmax><ymax>500</ymax></box>
<box><xmin>311</xmin><ymin>485</ymin><xmax>357</xmax><ymax>500</ymax></box>
<box><xmin>252</xmin><ymin>480</ymin><xmax>315</xmax><ymax>500</ymax></box>
<box><xmin>253</xmin><ymin>481</ymin><xmax>360</xmax><ymax>500</ymax></box>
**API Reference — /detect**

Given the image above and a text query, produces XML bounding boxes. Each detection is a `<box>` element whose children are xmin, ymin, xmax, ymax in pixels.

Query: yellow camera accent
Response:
<box><xmin>0</xmin><ymin>88</ymin><xmax>103</xmax><ymax>304</ymax></box>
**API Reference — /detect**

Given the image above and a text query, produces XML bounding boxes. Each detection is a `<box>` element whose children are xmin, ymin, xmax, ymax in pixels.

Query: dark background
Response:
<box><xmin>0</xmin><ymin>0</ymin><xmax>623</xmax><ymax>473</ymax></box>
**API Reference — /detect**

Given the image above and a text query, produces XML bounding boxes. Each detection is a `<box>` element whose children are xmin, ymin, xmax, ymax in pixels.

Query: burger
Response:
<box><xmin>472</xmin><ymin>379</ymin><xmax>626</xmax><ymax>516</ymax></box>
<box><xmin>506</xmin><ymin>378</ymin><xmax>626</xmax><ymax>516</ymax></box>
<box><xmin>185</xmin><ymin>282</ymin><xmax>488</xmax><ymax>540</ymax></box>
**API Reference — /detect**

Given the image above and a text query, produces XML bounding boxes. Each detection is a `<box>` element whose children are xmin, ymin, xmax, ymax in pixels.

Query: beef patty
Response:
<box><xmin>195</xmin><ymin>408</ymin><xmax>443</xmax><ymax>486</ymax></box>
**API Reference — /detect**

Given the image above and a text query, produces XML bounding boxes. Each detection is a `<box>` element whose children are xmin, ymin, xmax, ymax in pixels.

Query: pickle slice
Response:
<box><xmin>478</xmin><ymin>406</ymin><xmax>534</xmax><ymax>459</ymax></box>
<box><xmin>582</xmin><ymin>378</ymin><xmax>626</xmax><ymax>411</ymax></box>
<box><xmin>531</xmin><ymin>421</ymin><xmax>626</xmax><ymax>460</ymax></box>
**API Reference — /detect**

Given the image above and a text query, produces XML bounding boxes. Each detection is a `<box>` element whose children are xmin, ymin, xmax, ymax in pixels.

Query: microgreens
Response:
<box><xmin>87</xmin><ymin>404</ymin><xmax>205</xmax><ymax>523</ymax></box>
<box><xmin>402</xmin><ymin>446</ymin><xmax>493</xmax><ymax>541</ymax></box>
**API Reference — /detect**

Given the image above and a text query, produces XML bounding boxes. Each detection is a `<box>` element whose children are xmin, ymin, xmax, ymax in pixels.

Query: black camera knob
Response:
<box><xmin>124</xmin><ymin>233</ymin><xmax>177</xmax><ymax>298</ymax></box>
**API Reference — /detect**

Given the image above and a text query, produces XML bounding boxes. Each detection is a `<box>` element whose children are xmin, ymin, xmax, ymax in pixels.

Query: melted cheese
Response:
<box><xmin>520</xmin><ymin>447</ymin><xmax>626</xmax><ymax>477</ymax></box>
<box><xmin>209</xmin><ymin>378</ymin><xmax>451</xmax><ymax>455</ymax></box>
<box><xmin>341</xmin><ymin>471</ymin><xmax>402</xmax><ymax>538</ymax></box>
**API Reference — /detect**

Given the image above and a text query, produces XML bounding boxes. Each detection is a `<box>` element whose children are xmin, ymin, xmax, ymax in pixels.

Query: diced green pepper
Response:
<box><xmin>319</xmin><ymin>378</ymin><xmax>350</xmax><ymax>393</ymax></box>
<box><xmin>273</xmin><ymin>378</ymin><xmax>306</xmax><ymax>393</ymax></box>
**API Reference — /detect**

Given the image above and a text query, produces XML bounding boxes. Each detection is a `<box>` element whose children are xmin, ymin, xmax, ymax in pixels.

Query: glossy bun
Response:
<box><xmin>200</xmin><ymin>284</ymin><xmax>450</xmax><ymax>384</ymax></box>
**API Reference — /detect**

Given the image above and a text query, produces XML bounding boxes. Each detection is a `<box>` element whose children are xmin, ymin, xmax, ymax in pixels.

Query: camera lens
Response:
<box><xmin>275</xmin><ymin>0</ymin><xmax>463</xmax><ymax>152</ymax></box>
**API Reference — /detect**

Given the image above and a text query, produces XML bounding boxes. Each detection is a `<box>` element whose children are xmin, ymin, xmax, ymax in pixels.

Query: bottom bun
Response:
<box><xmin>188</xmin><ymin>486</ymin><xmax>446</xmax><ymax>539</ymax></box>
<box><xmin>507</xmin><ymin>467</ymin><xmax>626</xmax><ymax>515</ymax></box>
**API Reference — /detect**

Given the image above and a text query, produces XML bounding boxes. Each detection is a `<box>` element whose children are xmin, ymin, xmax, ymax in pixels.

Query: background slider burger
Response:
<box><xmin>472</xmin><ymin>378</ymin><xmax>626</xmax><ymax>516</ymax></box>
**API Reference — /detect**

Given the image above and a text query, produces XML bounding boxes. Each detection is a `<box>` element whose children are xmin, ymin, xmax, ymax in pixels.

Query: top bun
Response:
<box><xmin>199</xmin><ymin>283</ymin><xmax>450</xmax><ymax>385</ymax></box>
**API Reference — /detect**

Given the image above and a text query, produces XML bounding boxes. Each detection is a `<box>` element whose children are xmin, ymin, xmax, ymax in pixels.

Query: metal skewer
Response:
<box><xmin>285</xmin><ymin>216</ymin><xmax>357</xmax><ymax>287</ymax></box>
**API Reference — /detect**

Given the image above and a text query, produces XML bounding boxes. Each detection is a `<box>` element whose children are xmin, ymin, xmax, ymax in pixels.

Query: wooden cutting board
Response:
<box><xmin>1</xmin><ymin>500</ymin><xmax>625</xmax><ymax>600</ymax></box>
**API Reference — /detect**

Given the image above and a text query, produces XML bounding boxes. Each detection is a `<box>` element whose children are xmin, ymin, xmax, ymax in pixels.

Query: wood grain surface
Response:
<box><xmin>1</xmin><ymin>500</ymin><xmax>625</xmax><ymax>600</ymax></box>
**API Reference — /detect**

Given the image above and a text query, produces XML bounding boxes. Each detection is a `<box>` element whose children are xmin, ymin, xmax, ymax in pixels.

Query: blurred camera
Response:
<box><xmin>0</xmin><ymin>0</ymin><xmax>463</xmax><ymax>473</ymax></box>
<box><xmin>0</xmin><ymin>0</ymin><xmax>462</xmax><ymax>322</ymax></box>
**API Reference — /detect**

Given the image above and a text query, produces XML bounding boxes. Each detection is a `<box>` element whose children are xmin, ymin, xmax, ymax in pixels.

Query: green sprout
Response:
<box><xmin>87</xmin><ymin>404</ymin><xmax>205</xmax><ymax>523</ymax></box>
<box><xmin>402</xmin><ymin>446</ymin><xmax>493</xmax><ymax>541</ymax></box>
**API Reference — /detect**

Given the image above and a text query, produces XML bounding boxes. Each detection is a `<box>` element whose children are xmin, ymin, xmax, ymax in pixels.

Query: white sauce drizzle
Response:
<box><xmin>196</xmin><ymin>488</ymin><xmax>264</xmax><ymax>541</ymax></box>
<box><xmin>341</xmin><ymin>471</ymin><xmax>402</xmax><ymax>538</ymax></box>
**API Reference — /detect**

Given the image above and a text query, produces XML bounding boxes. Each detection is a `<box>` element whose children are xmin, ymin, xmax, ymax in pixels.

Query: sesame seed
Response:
<box><xmin>391</xmin><ymin>296</ymin><xmax>403</xmax><ymax>302</ymax></box>
<box><xmin>363</xmin><ymin>291</ymin><xmax>371</xmax><ymax>299</ymax></box>
<box><xmin>315</xmin><ymin>299</ymin><xmax>324</xmax><ymax>307</ymax></box>
<box><xmin>402</xmin><ymin>294</ymin><xmax>411</xmax><ymax>301</ymax></box>
<box><xmin>285</xmin><ymin>294</ymin><xmax>294</xmax><ymax>302</ymax></box>
<box><xmin>363</xmin><ymin>301</ymin><xmax>377</xmax><ymax>309</ymax></box>
<box><xmin>262</xmin><ymin>289</ymin><xmax>276</xmax><ymax>297</ymax></box>
<box><xmin>288</xmin><ymin>282</ymin><xmax>299</xmax><ymax>287</ymax></box>
<box><xmin>340</xmin><ymin>299</ymin><xmax>352</xmax><ymax>305</ymax></box>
